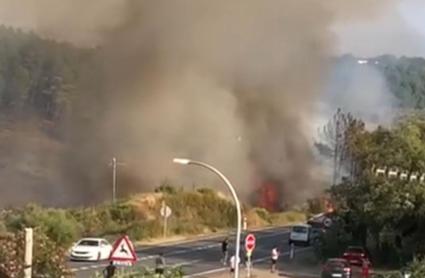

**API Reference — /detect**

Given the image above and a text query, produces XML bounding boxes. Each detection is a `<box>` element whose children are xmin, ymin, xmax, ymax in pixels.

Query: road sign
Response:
<box><xmin>109</xmin><ymin>235</ymin><xmax>137</xmax><ymax>265</ymax></box>
<box><xmin>160</xmin><ymin>205</ymin><xmax>172</xmax><ymax>218</ymax></box>
<box><xmin>245</xmin><ymin>233</ymin><xmax>256</xmax><ymax>252</ymax></box>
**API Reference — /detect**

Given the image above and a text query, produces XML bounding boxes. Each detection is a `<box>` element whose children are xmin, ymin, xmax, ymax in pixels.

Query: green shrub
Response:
<box><xmin>4</xmin><ymin>205</ymin><xmax>80</xmax><ymax>247</ymax></box>
<box><xmin>314</xmin><ymin>219</ymin><xmax>353</xmax><ymax>262</ymax></box>
<box><xmin>155</xmin><ymin>182</ymin><xmax>177</xmax><ymax>194</ymax></box>
<box><xmin>0</xmin><ymin>229</ymin><xmax>70</xmax><ymax>277</ymax></box>
<box><xmin>253</xmin><ymin>208</ymin><xmax>272</xmax><ymax>224</ymax></box>
<box><xmin>128</xmin><ymin>220</ymin><xmax>163</xmax><ymax>240</ymax></box>
<box><xmin>109</xmin><ymin>202</ymin><xmax>137</xmax><ymax>224</ymax></box>
<box><xmin>270</xmin><ymin>211</ymin><xmax>306</xmax><ymax>225</ymax></box>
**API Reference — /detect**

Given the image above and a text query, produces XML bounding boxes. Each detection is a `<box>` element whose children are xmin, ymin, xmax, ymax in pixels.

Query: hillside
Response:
<box><xmin>0</xmin><ymin>25</ymin><xmax>425</xmax><ymax>207</ymax></box>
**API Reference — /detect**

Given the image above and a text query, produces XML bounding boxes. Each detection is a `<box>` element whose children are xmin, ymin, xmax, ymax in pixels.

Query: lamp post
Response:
<box><xmin>173</xmin><ymin>158</ymin><xmax>242</xmax><ymax>278</ymax></box>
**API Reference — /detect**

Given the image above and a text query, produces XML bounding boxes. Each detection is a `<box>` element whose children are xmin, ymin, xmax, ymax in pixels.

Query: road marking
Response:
<box><xmin>183</xmin><ymin>246</ymin><xmax>312</xmax><ymax>277</ymax></box>
<box><xmin>70</xmin><ymin>229</ymin><xmax>290</xmax><ymax>272</ymax></box>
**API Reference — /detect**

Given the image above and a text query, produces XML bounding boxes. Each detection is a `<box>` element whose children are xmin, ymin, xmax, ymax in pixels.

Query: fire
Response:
<box><xmin>257</xmin><ymin>181</ymin><xmax>280</xmax><ymax>212</ymax></box>
<box><xmin>325</xmin><ymin>198</ymin><xmax>335</xmax><ymax>213</ymax></box>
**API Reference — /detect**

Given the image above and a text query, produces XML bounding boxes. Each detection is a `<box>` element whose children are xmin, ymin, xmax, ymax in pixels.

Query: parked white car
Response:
<box><xmin>69</xmin><ymin>238</ymin><xmax>112</xmax><ymax>261</ymax></box>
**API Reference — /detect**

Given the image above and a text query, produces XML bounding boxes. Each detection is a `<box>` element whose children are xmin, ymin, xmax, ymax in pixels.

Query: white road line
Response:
<box><xmin>183</xmin><ymin>247</ymin><xmax>312</xmax><ymax>277</ymax></box>
<box><xmin>71</xmin><ymin>230</ymin><xmax>290</xmax><ymax>272</ymax></box>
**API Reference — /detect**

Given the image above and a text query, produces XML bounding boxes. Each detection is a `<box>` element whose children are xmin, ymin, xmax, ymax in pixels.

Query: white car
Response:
<box><xmin>69</xmin><ymin>238</ymin><xmax>113</xmax><ymax>261</ymax></box>
<box><xmin>288</xmin><ymin>224</ymin><xmax>312</xmax><ymax>246</ymax></box>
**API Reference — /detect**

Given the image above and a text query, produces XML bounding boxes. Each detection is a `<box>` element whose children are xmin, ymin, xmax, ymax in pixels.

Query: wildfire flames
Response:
<box><xmin>257</xmin><ymin>181</ymin><xmax>281</xmax><ymax>212</ymax></box>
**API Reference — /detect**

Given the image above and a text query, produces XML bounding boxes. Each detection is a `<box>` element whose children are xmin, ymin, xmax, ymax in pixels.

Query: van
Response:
<box><xmin>288</xmin><ymin>224</ymin><xmax>312</xmax><ymax>246</ymax></box>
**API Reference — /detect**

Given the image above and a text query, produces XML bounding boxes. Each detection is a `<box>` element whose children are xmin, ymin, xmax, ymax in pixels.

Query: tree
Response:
<box><xmin>316</xmin><ymin>109</ymin><xmax>365</xmax><ymax>184</ymax></box>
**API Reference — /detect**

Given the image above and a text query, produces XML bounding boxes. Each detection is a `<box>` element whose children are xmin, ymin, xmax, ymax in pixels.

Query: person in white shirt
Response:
<box><xmin>271</xmin><ymin>246</ymin><xmax>280</xmax><ymax>273</ymax></box>
<box><xmin>229</xmin><ymin>254</ymin><xmax>240</xmax><ymax>273</ymax></box>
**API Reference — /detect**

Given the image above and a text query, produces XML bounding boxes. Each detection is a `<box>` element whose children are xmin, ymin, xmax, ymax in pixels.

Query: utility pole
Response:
<box><xmin>110</xmin><ymin>157</ymin><xmax>125</xmax><ymax>203</ymax></box>
<box><xmin>24</xmin><ymin>228</ymin><xmax>33</xmax><ymax>278</ymax></box>
<box><xmin>112</xmin><ymin>157</ymin><xmax>117</xmax><ymax>203</ymax></box>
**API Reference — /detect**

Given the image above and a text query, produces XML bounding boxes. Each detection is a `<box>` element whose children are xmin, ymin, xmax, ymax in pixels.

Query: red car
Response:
<box><xmin>342</xmin><ymin>246</ymin><xmax>370</xmax><ymax>266</ymax></box>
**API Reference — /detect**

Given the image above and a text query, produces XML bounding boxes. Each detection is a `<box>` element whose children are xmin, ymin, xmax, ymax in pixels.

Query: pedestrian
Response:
<box><xmin>270</xmin><ymin>246</ymin><xmax>280</xmax><ymax>273</ymax></box>
<box><xmin>229</xmin><ymin>254</ymin><xmax>240</xmax><ymax>274</ymax></box>
<box><xmin>222</xmin><ymin>237</ymin><xmax>229</xmax><ymax>265</ymax></box>
<box><xmin>155</xmin><ymin>252</ymin><xmax>166</xmax><ymax>277</ymax></box>
<box><xmin>102</xmin><ymin>261</ymin><xmax>116</xmax><ymax>278</ymax></box>
<box><xmin>361</xmin><ymin>258</ymin><xmax>370</xmax><ymax>278</ymax></box>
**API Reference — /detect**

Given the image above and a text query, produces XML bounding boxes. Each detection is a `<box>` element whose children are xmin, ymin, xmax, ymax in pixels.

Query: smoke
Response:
<box><xmin>0</xmin><ymin>0</ymin><xmax>396</xmax><ymax>207</ymax></box>
<box><xmin>318</xmin><ymin>57</ymin><xmax>399</xmax><ymax>129</ymax></box>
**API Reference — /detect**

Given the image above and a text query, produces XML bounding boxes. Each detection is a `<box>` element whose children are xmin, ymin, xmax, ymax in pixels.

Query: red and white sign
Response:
<box><xmin>245</xmin><ymin>233</ymin><xmax>256</xmax><ymax>253</ymax></box>
<box><xmin>109</xmin><ymin>235</ymin><xmax>138</xmax><ymax>265</ymax></box>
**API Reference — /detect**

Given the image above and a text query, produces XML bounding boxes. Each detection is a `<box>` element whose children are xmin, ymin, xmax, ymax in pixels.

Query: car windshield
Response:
<box><xmin>77</xmin><ymin>240</ymin><xmax>99</xmax><ymax>247</ymax></box>
<box><xmin>347</xmin><ymin>247</ymin><xmax>364</xmax><ymax>253</ymax></box>
<box><xmin>292</xmin><ymin>226</ymin><xmax>308</xmax><ymax>233</ymax></box>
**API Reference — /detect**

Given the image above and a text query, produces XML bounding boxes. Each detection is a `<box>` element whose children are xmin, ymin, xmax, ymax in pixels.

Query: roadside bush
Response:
<box><xmin>92</xmin><ymin>266</ymin><xmax>184</xmax><ymax>278</ymax></box>
<box><xmin>109</xmin><ymin>202</ymin><xmax>137</xmax><ymax>224</ymax></box>
<box><xmin>127</xmin><ymin>220</ymin><xmax>162</xmax><ymax>240</ymax></box>
<box><xmin>404</xmin><ymin>256</ymin><xmax>425</xmax><ymax>277</ymax></box>
<box><xmin>270</xmin><ymin>211</ymin><xmax>306</xmax><ymax>225</ymax></box>
<box><xmin>0</xmin><ymin>229</ymin><xmax>70</xmax><ymax>278</ymax></box>
<box><xmin>253</xmin><ymin>208</ymin><xmax>272</xmax><ymax>224</ymax></box>
<box><xmin>4</xmin><ymin>205</ymin><xmax>80</xmax><ymax>247</ymax></box>
<box><xmin>155</xmin><ymin>182</ymin><xmax>178</xmax><ymax>194</ymax></box>
<box><xmin>314</xmin><ymin>218</ymin><xmax>353</xmax><ymax>262</ymax></box>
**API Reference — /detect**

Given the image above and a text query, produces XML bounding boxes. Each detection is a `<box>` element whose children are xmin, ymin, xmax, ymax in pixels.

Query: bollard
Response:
<box><xmin>24</xmin><ymin>228</ymin><xmax>33</xmax><ymax>278</ymax></box>
<box><xmin>289</xmin><ymin>243</ymin><xmax>295</xmax><ymax>260</ymax></box>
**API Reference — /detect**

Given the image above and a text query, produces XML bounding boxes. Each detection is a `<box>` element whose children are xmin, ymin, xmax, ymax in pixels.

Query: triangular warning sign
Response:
<box><xmin>109</xmin><ymin>235</ymin><xmax>138</xmax><ymax>264</ymax></box>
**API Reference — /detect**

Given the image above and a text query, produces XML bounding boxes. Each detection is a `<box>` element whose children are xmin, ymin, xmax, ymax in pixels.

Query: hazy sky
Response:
<box><xmin>334</xmin><ymin>0</ymin><xmax>425</xmax><ymax>57</ymax></box>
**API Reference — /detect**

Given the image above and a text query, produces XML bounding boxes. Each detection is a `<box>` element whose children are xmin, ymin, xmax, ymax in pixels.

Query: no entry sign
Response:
<box><xmin>245</xmin><ymin>233</ymin><xmax>256</xmax><ymax>253</ymax></box>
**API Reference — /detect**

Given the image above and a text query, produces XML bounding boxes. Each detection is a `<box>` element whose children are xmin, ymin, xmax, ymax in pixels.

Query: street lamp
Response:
<box><xmin>173</xmin><ymin>158</ymin><xmax>242</xmax><ymax>278</ymax></box>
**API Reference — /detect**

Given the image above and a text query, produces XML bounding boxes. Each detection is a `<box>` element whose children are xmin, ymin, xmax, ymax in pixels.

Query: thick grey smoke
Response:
<box><xmin>318</xmin><ymin>58</ymin><xmax>399</xmax><ymax>129</ymax></box>
<box><xmin>0</xmin><ymin>0</ymin><xmax>396</xmax><ymax>207</ymax></box>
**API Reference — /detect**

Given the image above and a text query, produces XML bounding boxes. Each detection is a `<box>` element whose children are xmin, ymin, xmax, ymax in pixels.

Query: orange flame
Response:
<box><xmin>258</xmin><ymin>181</ymin><xmax>280</xmax><ymax>212</ymax></box>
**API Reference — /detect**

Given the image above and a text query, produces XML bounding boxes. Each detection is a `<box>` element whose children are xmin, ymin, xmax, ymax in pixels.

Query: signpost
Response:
<box><xmin>244</xmin><ymin>233</ymin><xmax>256</xmax><ymax>277</ymax></box>
<box><xmin>160</xmin><ymin>201</ymin><xmax>172</xmax><ymax>238</ymax></box>
<box><xmin>109</xmin><ymin>235</ymin><xmax>138</xmax><ymax>266</ymax></box>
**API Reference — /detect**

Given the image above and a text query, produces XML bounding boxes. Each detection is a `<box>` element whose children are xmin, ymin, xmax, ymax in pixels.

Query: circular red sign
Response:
<box><xmin>245</xmin><ymin>233</ymin><xmax>256</xmax><ymax>252</ymax></box>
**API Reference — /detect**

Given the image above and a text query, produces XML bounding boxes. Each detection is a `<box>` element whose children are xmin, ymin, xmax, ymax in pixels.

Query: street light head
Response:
<box><xmin>173</xmin><ymin>158</ymin><xmax>191</xmax><ymax>165</ymax></box>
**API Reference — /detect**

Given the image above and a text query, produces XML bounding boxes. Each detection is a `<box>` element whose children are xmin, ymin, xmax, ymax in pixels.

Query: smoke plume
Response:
<box><xmin>0</xmin><ymin>0</ymin><xmax>395</xmax><ymax>207</ymax></box>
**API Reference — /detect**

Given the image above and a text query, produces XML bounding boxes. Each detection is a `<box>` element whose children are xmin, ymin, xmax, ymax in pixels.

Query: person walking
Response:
<box><xmin>229</xmin><ymin>254</ymin><xmax>240</xmax><ymax>274</ymax></box>
<box><xmin>103</xmin><ymin>261</ymin><xmax>116</xmax><ymax>278</ymax></box>
<box><xmin>155</xmin><ymin>253</ymin><xmax>166</xmax><ymax>277</ymax></box>
<box><xmin>221</xmin><ymin>237</ymin><xmax>229</xmax><ymax>265</ymax></box>
<box><xmin>270</xmin><ymin>246</ymin><xmax>280</xmax><ymax>273</ymax></box>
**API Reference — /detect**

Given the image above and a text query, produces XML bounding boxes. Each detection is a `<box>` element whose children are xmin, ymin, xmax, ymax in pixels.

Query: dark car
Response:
<box><xmin>321</xmin><ymin>258</ymin><xmax>352</xmax><ymax>278</ymax></box>
<box><xmin>342</xmin><ymin>246</ymin><xmax>370</xmax><ymax>266</ymax></box>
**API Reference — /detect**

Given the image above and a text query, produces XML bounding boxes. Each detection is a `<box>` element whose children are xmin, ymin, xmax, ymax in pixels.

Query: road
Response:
<box><xmin>69</xmin><ymin>226</ymin><xmax>314</xmax><ymax>278</ymax></box>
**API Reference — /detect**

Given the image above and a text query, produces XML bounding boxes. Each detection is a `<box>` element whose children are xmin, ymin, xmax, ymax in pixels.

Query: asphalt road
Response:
<box><xmin>69</xmin><ymin>226</ymin><xmax>313</xmax><ymax>278</ymax></box>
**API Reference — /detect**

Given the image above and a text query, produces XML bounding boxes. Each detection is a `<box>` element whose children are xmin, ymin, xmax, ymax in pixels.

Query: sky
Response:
<box><xmin>333</xmin><ymin>0</ymin><xmax>425</xmax><ymax>57</ymax></box>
